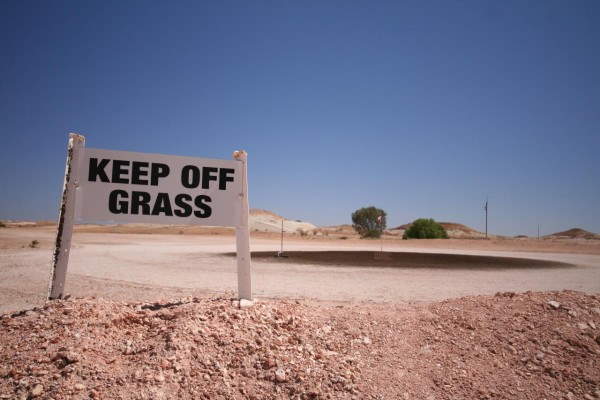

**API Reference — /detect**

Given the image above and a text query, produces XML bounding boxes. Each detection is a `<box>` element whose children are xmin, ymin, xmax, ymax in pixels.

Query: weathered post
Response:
<box><xmin>48</xmin><ymin>133</ymin><xmax>85</xmax><ymax>299</ymax></box>
<box><xmin>233</xmin><ymin>150</ymin><xmax>252</xmax><ymax>301</ymax></box>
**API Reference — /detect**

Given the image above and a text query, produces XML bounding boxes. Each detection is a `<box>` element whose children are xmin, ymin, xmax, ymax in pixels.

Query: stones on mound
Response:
<box><xmin>29</xmin><ymin>384</ymin><xmax>43</xmax><ymax>397</ymax></box>
<box><xmin>1</xmin><ymin>291</ymin><xmax>598</xmax><ymax>399</ymax></box>
<box><xmin>73</xmin><ymin>383</ymin><xmax>85</xmax><ymax>391</ymax></box>
<box><xmin>274</xmin><ymin>368</ymin><xmax>287</xmax><ymax>383</ymax></box>
<box><xmin>547</xmin><ymin>300</ymin><xmax>561</xmax><ymax>309</ymax></box>
<box><xmin>52</xmin><ymin>350</ymin><xmax>80</xmax><ymax>368</ymax></box>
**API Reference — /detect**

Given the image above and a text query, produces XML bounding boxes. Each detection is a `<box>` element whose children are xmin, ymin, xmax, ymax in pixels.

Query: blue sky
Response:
<box><xmin>1</xmin><ymin>0</ymin><xmax>599</xmax><ymax>236</ymax></box>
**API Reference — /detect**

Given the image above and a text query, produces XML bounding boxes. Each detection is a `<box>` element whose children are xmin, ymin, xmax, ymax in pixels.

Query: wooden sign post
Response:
<box><xmin>233</xmin><ymin>150</ymin><xmax>252</xmax><ymax>300</ymax></box>
<box><xmin>48</xmin><ymin>133</ymin><xmax>85</xmax><ymax>299</ymax></box>
<box><xmin>48</xmin><ymin>134</ymin><xmax>253</xmax><ymax>301</ymax></box>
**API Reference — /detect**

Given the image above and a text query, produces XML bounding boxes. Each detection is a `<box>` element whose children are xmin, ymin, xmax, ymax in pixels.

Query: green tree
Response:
<box><xmin>403</xmin><ymin>218</ymin><xmax>448</xmax><ymax>239</ymax></box>
<box><xmin>352</xmin><ymin>206</ymin><xmax>386</xmax><ymax>238</ymax></box>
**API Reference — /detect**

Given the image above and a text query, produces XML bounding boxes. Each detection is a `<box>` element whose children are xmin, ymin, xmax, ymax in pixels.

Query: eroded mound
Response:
<box><xmin>244</xmin><ymin>251</ymin><xmax>573</xmax><ymax>270</ymax></box>
<box><xmin>546</xmin><ymin>228</ymin><xmax>599</xmax><ymax>240</ymax></box>
<box><xmin>1</xmin><ymin>292</ymin><xmax>599</xmax><ymax>399</ymax></box>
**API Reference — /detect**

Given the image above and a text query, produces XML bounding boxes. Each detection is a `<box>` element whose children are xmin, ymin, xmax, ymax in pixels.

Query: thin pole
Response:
<box><xmin>485</xmin><ymin>198</ymin><xmax>488</xmax><ymax>239</ymax></box>
<box><xmin>380</xmin><ymin>219</ymin><xmax>383</xmax><ymax>253</ymax></box>
<box><xmin>280</xmin><ymin>218</ymin><xmax>284</xmax><ymax>255</ymax></box>
<box><xmin>48</xmin><ymin>133</ymin><xmax>85</xmax><ymax>299</ymax></box>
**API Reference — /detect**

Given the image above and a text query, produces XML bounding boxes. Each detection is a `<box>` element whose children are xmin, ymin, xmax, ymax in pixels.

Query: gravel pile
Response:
<box><xmin>1</xmin><ymin>291</ymin><xmax>599</xmax><ymax>399</ymax></box>
<box><xmin>1</xmin><ymin>297</ymin><xmax>364</xmax><ymax>400</ymax></box>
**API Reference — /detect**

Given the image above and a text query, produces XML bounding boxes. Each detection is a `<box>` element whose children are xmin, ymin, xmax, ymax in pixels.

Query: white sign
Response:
<box><xmin>48</xmin><ymin>134</ymin><xmax>252</xmax><ymax>302</ymax></box>
<box><xmin>76</xmin><ymin>148</ymin><xmax>242</xmax><ymax>226</ymax></box>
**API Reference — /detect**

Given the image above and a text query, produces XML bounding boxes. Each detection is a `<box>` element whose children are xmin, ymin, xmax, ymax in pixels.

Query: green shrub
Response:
<box><xmin>403</xmin><ymin>218</ymin><xmax>448</xmax><ymax>239</ymax></box>
<box><xmin>352</xmin><ymin>206</ymin><xmax>386</xmax><ymax>238</ymax></box>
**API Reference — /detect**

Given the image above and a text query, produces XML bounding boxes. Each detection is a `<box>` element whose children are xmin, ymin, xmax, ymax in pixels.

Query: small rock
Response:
<box><xmin>588</xmin><ymin>321</ymin><xmax>596</xmax><ymax>329</ymax></box>
<box><xmin>577</xmin><ymin>322</ymin><xmax>589</xmax><ymax>330</ymax></box>
<box><xmin>274</xmin><ymin>368</ymin><xmax>286</xmax><ymax>383</ymax></box>
<box><xmin>322</xmin><ymin>325</ymin><xmax>332</xmax><ymax>334</ymax></box>
<box><xmin>584</xmin><ymin>394</ymin><xmax>594</xmax><ymax>400</ymax></box>
<box><xmin>74</xmin><ymin>383</ymin><xmax>85</xmax><ymax>391</ymax></box>
<box><xmin>239</xmin><ymin>299</ymin><xmax>254</xmax><ymax>308</ymax></box>
<box><xmin>568</xmin><ymin>309</ymin><xmax>578</xmax><ymax>317</ymax></box>
<box><xmin>362</xmin><ymin>337</ymin><xmax>372</xmax><ymax>345</ymax></box>
<box><xmin>53</xmin><ymin>351</ymin><xmax>80</xmax><ymax>366</ymax></box>
<box><xmin>155</xmin><ymin>373</ymin><xmax>165</xmax><ymax>383</ymax></box>
<box><xmin>547</xmin><ymin>301</ymin><xmax>561</xmax><ymax>309</ymax></box>
<box><xmin>30</xmin><ymin>384</ymin><xmax>43</xmax><ymax>397</ymax></box>
<box><xmin>262</xmin><ymin>358</ymin><xmax>277</xmax><ymax>369</ymax></box>
<box><xmin>591</xmin><ymin>307</ymin><xmax>600</xmax><ymax>316</ymax></box>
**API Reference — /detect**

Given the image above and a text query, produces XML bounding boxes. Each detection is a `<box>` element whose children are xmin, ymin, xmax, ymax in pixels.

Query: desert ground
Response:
<box><xmin>1</xmin><ymin>224</ymin><xmax>599</xmax><ymax>314</ymax></box>
<box><xmin>2</xmin><ymin>224</ymin><xmax>600</xmax><ymax>399</ymax></box>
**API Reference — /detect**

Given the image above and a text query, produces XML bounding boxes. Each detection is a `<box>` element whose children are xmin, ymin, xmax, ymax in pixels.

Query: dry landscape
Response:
<box><xmin>1</xmin><ymin>215</ymin><xmax>600</xmax><ymax>399</ymax></box>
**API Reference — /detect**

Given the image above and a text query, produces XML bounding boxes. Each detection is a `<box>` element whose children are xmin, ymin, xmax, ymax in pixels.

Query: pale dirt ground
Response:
<box><xmin>1</xmin><ymin>226</ymin><xmax>600</xmax><ymax>314</ymax></box>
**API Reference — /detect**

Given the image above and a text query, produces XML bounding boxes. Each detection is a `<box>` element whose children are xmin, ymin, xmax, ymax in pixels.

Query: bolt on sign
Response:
<box><xmin>48</xmin><ymin>133</ymin><xmax>252</xmax><ymax>301</ymax></box>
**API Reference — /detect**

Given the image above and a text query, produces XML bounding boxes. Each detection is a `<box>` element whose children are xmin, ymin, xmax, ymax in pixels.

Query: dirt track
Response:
<box><xmin>1</xmin><ymin>226</ymin><xmax>600</xmax><ymax>313</ymax></box>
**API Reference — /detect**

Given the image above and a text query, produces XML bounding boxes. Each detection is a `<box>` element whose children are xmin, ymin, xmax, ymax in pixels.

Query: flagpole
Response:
<box><xmin>485</xmin><ymin>197</ymin><xmax>488</xmax><ymax>239</ymax></box>
<box><xmin>378</xmin><ymin>214</ymin><xmax>383</xmax><ymax>253</ymax></box>
<box><xmin>278</xmin><ymin>218</ymin><xmax>284</xmax><ymax>256</ymax></box>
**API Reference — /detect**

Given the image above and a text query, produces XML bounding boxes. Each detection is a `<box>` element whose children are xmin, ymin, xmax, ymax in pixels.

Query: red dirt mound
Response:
<box><xmin>2</xmin><ymin>291</ymin><xmax>599</xmax><ymax>399</ymax></box>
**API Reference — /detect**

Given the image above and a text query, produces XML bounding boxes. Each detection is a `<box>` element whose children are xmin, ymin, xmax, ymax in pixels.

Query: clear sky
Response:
<box><xmin>1</xmin><ymin>0</ymin><xmax>599</xmax><ymax>236</ymax></box>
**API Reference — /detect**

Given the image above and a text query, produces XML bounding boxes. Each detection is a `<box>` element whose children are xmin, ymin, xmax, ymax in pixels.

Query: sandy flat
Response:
<box><xmin>1</xmin><ymin>226</ymin><xmax>599</xmax><ymax>313</ymax></box>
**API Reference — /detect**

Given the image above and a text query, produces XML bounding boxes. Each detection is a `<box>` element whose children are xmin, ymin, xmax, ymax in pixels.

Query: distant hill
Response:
<box><xmin>249</xmin><ymin>208</ymin><xmax>284</xmax><ymax>219</ymax></box>
<box><xmin>249</xmin><ymin>209</ymin><xmax>317</xmax><ymax>234</ymax></box>
<box><xmin>544</xmin><ymin>228</ymin><xmax>599</xmax><ymax>240</ymax></box>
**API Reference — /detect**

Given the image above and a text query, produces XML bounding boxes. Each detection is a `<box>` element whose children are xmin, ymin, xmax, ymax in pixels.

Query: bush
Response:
<box><xmin>352</xmin><ymin>206</ymin><xmax>386</xmax><ymax>238</ymax></box>
<box><xmin>28</xmin><ymin>240</ymin><xmax>40</xmax><ymax>248</ymax></box>
<box><xmin>0</xmin><ymin>221</ymin><xmax>6</xmax><ymax>228</ymax></box>
<box><xmin>403</xmin><ymin>218</ymin><xmax>448</xmax><ymax>239</ymax></box>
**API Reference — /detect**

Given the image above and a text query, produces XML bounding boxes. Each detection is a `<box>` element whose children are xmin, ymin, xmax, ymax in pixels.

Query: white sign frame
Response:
<box><xmin>48</xmin><ymin>133</ymin><xmax>252</xmax><ymax>301</ymax></box>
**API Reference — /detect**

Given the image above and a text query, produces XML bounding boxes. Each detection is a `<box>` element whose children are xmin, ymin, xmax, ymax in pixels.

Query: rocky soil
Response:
<box><xmin>1</xmin><ymin>291</ymin><xmax>599</xmax><ymax>399</ymax></box>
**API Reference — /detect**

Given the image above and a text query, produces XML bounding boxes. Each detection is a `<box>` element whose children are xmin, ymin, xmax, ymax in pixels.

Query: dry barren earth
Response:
<box><xmin>1</xmin><ymin>291</ymin><xmax>599</xmax><ymax>399</ymax></box>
